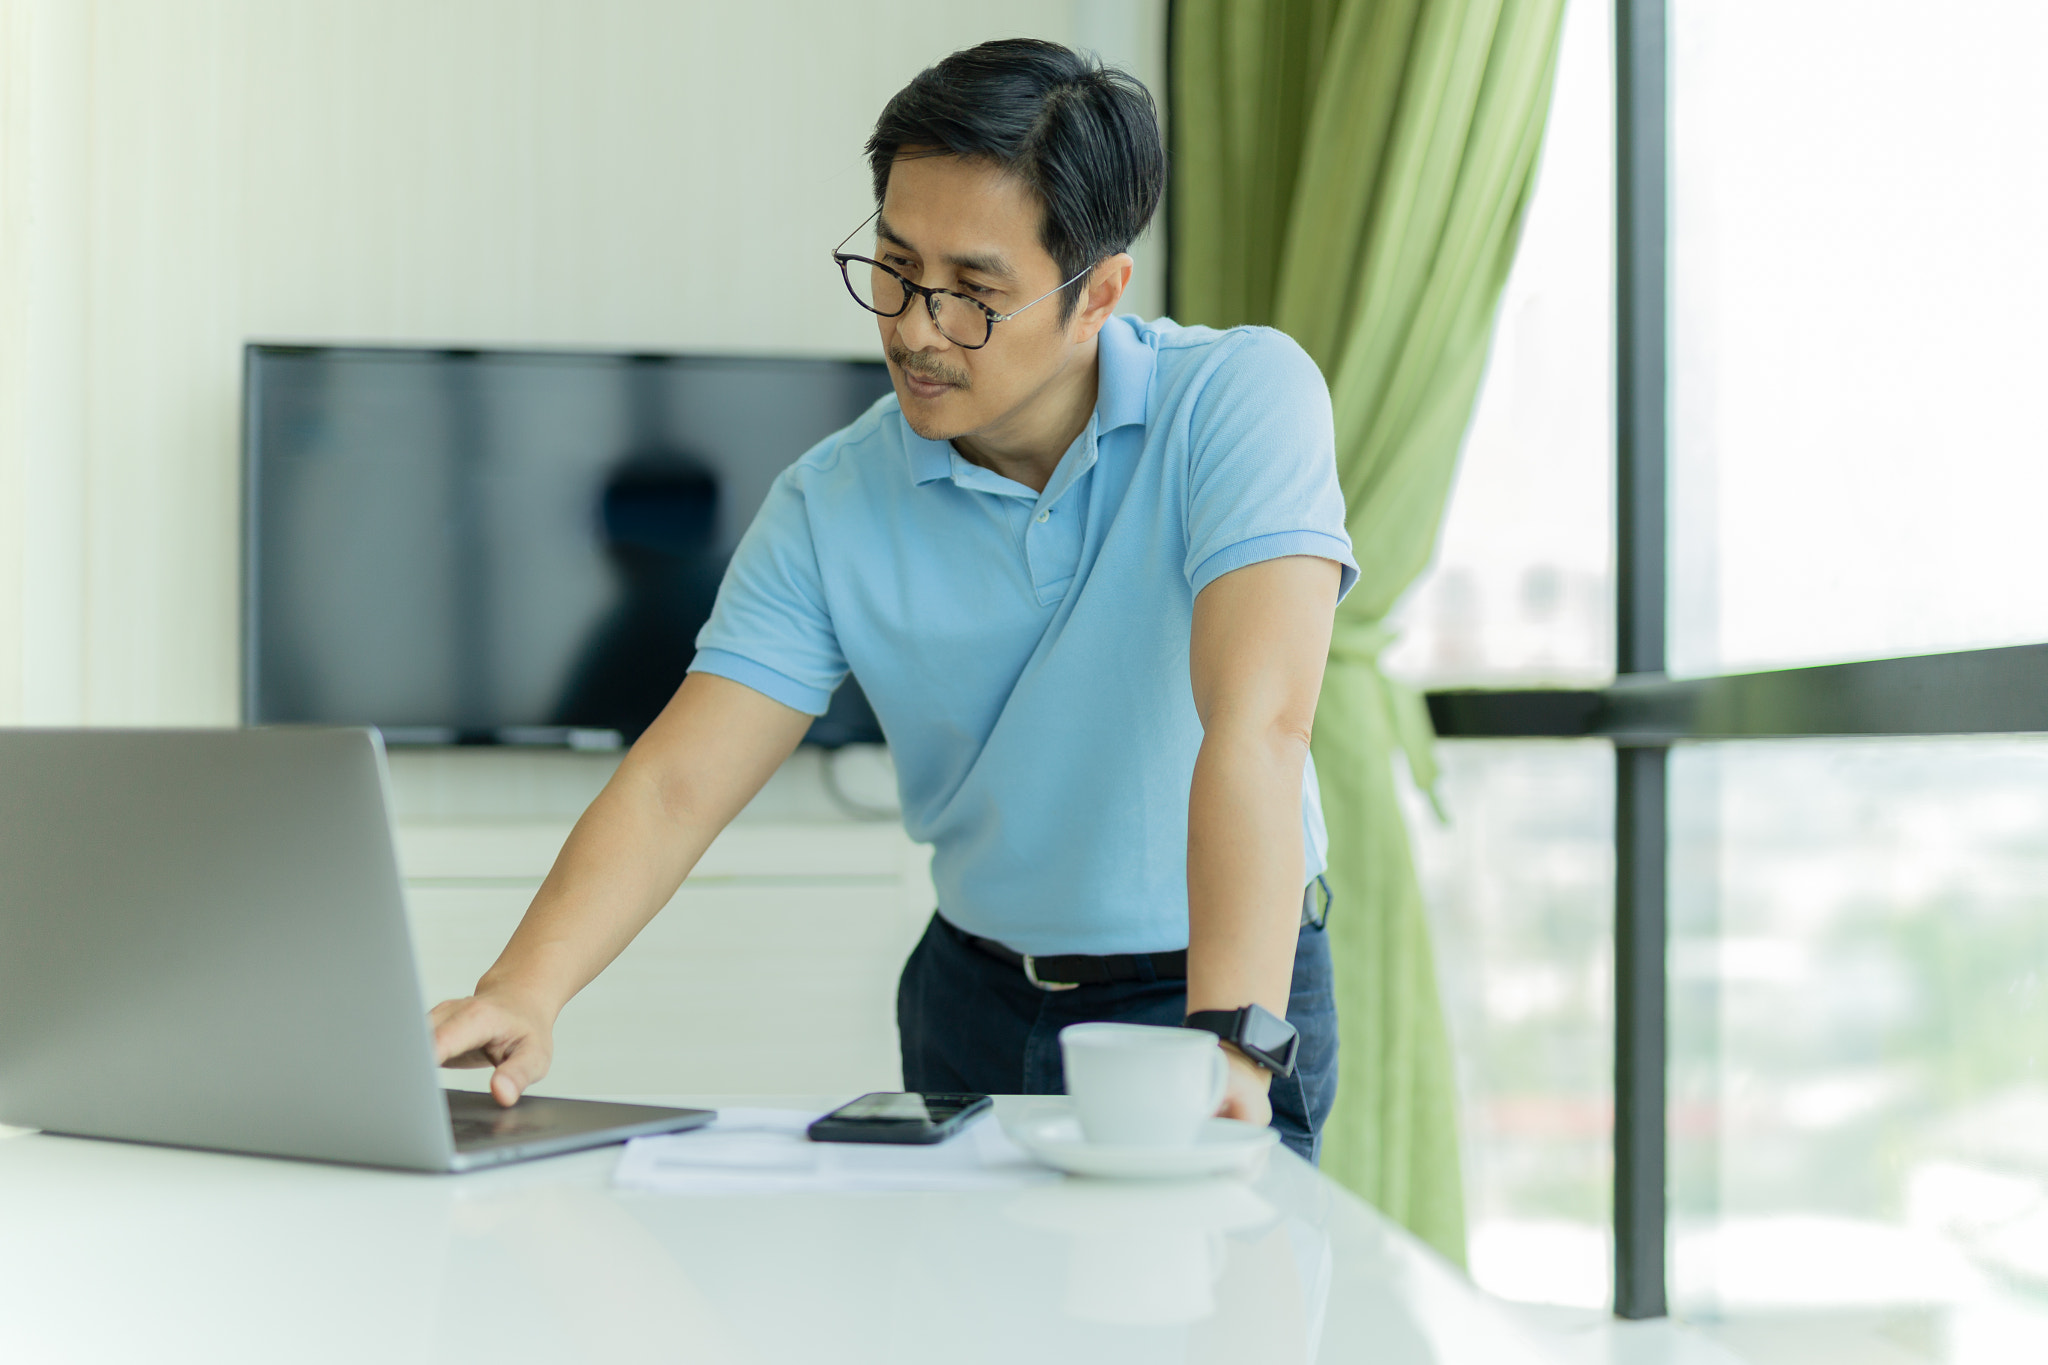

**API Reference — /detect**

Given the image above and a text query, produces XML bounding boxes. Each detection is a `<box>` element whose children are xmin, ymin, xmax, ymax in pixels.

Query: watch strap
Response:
<box><xmin>1183</xmin><ymin>1005</ymin><xmax>1299</xmax><ymax>1078</ymax></box>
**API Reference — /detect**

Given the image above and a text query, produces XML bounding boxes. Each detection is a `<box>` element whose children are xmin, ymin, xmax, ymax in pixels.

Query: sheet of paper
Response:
<box><xmin>613</xmin><ymin>1107</ymin><xmax>1058</xmax><ymax>1195</ymax></box>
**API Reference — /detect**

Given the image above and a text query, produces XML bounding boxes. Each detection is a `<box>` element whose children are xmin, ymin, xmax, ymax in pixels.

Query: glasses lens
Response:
<box><xmin>845</xmin><ymin>259</ymin><xmax>911</xmax><ymax>316</ymax></box>
<box><xmin>930</xmin><ymin>292</ymin><xmax>993</xmax><ymax>348</ymax></box>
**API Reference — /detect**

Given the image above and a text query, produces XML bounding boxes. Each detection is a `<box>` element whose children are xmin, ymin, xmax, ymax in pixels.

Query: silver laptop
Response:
<box><xmin>0</xmin><ymin>727</ymin><xmax>713</xmax><ymax>1171</ymax></box>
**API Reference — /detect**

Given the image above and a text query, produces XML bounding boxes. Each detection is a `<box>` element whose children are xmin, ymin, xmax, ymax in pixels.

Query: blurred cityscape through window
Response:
<box><xmin>1670</xmin><ymin>739</ymin><xmax>2048</xmax><ymax>1360</ymax></box>
<box><xmin>1404</xmin><ymin>740</ymin><xmax>1616</xmax><ymax>1309</ymax></box>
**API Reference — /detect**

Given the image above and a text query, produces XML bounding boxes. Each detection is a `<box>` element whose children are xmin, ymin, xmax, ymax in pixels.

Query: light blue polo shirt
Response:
<box><xmin>690</xmin><ymin>316</ymin><xmax>1358</xmax><ymax>955</ymax></box>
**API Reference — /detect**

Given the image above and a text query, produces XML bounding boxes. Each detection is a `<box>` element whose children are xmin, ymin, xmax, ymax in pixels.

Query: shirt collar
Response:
<box><xmin>906</xmin><ymin>425</ymin><xmax>954</xmax><ymax>486</ymax></box>
<box><xmin>900</xmin><ymin>315</ymin><xmax>1156</xmax><ymax>487</ymax></box>
<box><xmin>1094</xmin><ymin>314</ymin><xmax>1155</xmax><ymax>435</ymax></box>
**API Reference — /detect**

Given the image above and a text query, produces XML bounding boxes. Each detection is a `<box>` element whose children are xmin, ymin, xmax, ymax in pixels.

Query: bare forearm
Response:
<box><xmin>1185</xmin><ymin>723</ymin><xmax>1309</xmax><ymax>1019</ymax></box>
<box><xmin>474</xmin><ymin>762</ymin><xmax>712</xmax><ymax>1017</ymax></box>
<box><xmin>473</xmin><ymin>672</ymin><xmax>809</xmax><ymax>1016</ymax></box>
<box><xmin>1183</xmin><ymin>554</ymin><xmax>1339</xmax><ymax>1035</ymax></box>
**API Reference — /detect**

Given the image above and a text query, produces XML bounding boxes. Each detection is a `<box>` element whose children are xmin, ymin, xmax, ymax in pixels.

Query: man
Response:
<box><xmin>430</xmin><ymin>38</ymin><xmax>1357</xmax><ymax>1161</ymax></box>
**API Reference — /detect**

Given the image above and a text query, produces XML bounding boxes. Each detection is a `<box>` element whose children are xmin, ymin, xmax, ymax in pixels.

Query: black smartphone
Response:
<box><xmin>805</xmin><ymin>1091</ymin><xmax>993</xmax><ymax>1145</ymax></box>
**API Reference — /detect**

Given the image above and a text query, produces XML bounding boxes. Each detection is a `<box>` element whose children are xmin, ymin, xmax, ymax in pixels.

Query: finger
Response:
<box><xmin>1216</xmin><ymin>1063</ymin><xmax>1271</xmax><ymax>1120</ymax></box>
<box><xmin>1217</xmin><ymin>1092</ymin><xmax>1271</xmax><ymax>1126</ymax></box>
<box><xmin>490</xmin><ymin>1069</ymin><xmax>521</xmax><ymax>1107</ymax></box>
<box><xmin>431</xmin><ymin>1000</ymin><xmax>513</xmax><ymax>1067</ymax></box>
<box><xmin>489</xmin><ymin>1044</ymin><xmax>549</xmax><ymax>1107</ymax></box>
<box><xmin>427</xmin><ymin>996</ymin><xmax>471</xmax><ymax>1029</ymax></box>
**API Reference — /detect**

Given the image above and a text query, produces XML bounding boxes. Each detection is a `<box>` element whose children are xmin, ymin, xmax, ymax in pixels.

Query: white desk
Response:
<box><xmin>0</xmin><ymin>1097</ymin><xmax>1707</xmax><ymax>1365</ymax></box>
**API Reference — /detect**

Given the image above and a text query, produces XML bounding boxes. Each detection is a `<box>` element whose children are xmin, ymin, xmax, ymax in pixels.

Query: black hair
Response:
<box><xmin>865</xmin><ymin>38</ymin><xmax>1166</xmax><ymax>323</ymax></box>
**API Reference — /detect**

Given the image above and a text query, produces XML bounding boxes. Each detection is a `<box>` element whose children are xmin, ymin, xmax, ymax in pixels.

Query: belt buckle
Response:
<box><xmin>1021</xmin><ymin>955</ymin><xmax>1079</xmax><ymax>992</ymax></box>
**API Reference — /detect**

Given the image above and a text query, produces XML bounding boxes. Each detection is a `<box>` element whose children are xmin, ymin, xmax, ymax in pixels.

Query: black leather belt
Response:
<box><xmin>952</xmin><ymin>921</ymin><xmax>1185</xmax><ymax>989</ymax></box>
<box><xmin>949</xmin><ymin>877</ymin><xmax>1332</xmax><ymax>991</ymax></box>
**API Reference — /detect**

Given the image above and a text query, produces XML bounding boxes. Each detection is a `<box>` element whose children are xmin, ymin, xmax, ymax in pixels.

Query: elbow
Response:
<box><xmin>1207</xmin><ymin>705</ymin><xmax>1316</xmax><ymax>769</ymax></box>
<box><xmin>1269</xmin><ymin>713</ymin><xmax>1316</xmax><ymax>766</ymax></box>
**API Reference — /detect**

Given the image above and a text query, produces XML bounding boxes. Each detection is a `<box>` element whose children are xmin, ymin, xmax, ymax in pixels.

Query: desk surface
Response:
<box><xmin>0</xmin><ymin>1096</ymin><xmax>1709</xmax><ymax>1365</ymax></box>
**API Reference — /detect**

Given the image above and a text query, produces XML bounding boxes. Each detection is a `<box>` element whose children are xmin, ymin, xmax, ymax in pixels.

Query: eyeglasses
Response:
<box><xmin>831</xmin><ymin>209</ymin><xmax>1090</xmax><ymax>350</ymax></box>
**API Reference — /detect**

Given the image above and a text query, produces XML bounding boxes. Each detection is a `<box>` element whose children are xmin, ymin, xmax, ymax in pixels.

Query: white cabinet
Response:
<box><xmin>390</xmin><ymin>747</ymin><xmax>932</xmax><ymax>1098</ymax></box>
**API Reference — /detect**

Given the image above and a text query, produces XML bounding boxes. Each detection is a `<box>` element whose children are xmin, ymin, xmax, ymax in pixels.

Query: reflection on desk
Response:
<box><xmin>0</xmin><ymin>1095</ymin><xmax>1579</xmax><ymax>1365</ymax></box>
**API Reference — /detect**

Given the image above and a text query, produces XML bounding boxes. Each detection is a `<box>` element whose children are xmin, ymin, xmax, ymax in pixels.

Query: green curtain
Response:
<box><xmin>1173</xmin><ymin>0</ymin><xmax>1567</xmax><ymax>1264</ymax></box>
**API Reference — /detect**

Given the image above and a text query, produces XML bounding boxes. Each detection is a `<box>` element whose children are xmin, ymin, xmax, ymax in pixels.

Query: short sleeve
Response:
<box><xmin>1182</xmin><ymin>328</ymin><xmax>1359</xmax><ymax>601</ymax></box>
<box><xmin>689</xmin><ymin>466</ymin><xmax>849</xmax><ymax>715</ymax></box>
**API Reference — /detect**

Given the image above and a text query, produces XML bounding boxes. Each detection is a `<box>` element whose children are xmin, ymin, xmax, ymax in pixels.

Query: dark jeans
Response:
<box><xmin>896</xmin><ymin>913</ymin><xmax>1340</xmax><ymax>1164</ymax></box>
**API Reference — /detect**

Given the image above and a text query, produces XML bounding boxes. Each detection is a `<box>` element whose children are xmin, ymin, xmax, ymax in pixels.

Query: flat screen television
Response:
<box><xmin>243</xmin><ymin>343</ymin><xmax>894</xmax><ymax>747</ymax></box>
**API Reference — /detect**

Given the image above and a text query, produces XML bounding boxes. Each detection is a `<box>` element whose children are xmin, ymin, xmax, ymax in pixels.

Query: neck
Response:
<box><xmin>950</xmin><ymin>334</ymin><xmax>1100</xmax><ymax>493</ymax></box>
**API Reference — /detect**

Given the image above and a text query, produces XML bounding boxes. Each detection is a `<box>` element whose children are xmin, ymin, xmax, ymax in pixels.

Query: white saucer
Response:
<box><xmin>1010</xmin><ymin>1114</ymin><xmax>1278</xmax><ymax>1180</ymax></box>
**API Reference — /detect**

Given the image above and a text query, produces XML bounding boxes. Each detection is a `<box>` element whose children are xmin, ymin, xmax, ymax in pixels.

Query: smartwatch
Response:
<box><xmin>1183</xmin><ymin>1002</ymin><xmax>1299</xmax><ymax>1078</ymax></box>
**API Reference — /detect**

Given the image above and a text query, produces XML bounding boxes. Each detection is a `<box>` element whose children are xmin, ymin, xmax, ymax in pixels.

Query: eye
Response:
<box><xmin>881</xmin><ymin>253</ymin><xmax>917</xmax><ymax>273</ymax></box>
<box><xmin>960</xmin><ymin>281</ymin><xmax>997</xmax><ymax>298</ymax></box>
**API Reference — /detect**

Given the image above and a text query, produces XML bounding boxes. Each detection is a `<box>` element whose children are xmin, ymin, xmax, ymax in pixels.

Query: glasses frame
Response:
<box><xmin>831</xmin><ymin>209</ymin><xmax>1091</xmax><ymax>350</ymax></box>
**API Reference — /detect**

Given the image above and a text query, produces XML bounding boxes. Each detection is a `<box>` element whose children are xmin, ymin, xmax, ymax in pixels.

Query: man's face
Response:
<box><xmin>867</xmin><ymin>153</ymin><xmax>1086</xmax><ymax>443</ymax></box>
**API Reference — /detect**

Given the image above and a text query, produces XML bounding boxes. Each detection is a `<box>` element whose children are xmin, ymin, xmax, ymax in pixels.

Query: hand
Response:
<box><xmin>1214</xmin><ymin>1045</ymin><xmax>1273</xmax><ymax>1128</ymax></box>
<box><xmin>429</xmin><ymin>990</ymin><xmax>556</xmax><ymax>1107</ymax></box>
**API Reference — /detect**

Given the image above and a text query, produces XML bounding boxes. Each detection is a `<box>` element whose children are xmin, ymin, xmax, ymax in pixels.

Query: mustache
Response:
<box><xmin>888</xmin><ymin>346</ymin><xmax>969</xmax><ymax>389</ymax></box>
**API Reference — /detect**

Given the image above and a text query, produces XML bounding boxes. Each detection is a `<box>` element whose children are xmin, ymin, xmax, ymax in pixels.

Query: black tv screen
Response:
<box><xmin>243</xmin><ymin>344</ymin><xmax>893</xmax><ymax>746</ymax></box>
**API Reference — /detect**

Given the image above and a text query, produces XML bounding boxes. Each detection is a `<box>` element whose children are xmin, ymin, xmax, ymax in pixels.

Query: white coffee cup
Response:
<box><xmin>1059</xmin><ymin>1022</ymin><xmax>1228</xmax><ymax>1148</ymax></box>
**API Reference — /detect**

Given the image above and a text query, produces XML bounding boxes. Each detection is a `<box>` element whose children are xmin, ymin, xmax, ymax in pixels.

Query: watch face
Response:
<box><xmin>1241</xmin><ymin>1004</ymin><xmax>1297</xmax><ymax>1059</ymax></box>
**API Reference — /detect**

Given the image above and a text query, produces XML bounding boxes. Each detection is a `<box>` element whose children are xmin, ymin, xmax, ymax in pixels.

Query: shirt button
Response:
<box><xmin>1035</xmin><ymin>510</ymin><xmax>1050</xmax><ymax>523</ymax></box>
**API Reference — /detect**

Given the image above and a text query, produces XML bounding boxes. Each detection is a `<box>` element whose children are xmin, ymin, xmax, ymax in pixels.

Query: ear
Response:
<box><xmin>1068</xmin><ymin>253</ymin><xmax>1135</xmax><ymax>343</ymax></box>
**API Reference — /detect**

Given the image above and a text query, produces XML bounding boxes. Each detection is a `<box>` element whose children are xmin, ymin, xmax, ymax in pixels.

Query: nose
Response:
<box><xmin>893</xmin><ymin>290</ymin><xmax>953</xmax><ymax>354</ymax></box>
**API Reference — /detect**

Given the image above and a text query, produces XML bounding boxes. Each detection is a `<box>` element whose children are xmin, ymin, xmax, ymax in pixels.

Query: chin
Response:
<box><xmin>893</xmin><ymin>385</ymin><xmax>972</xmax><ymax>442</ymax></box>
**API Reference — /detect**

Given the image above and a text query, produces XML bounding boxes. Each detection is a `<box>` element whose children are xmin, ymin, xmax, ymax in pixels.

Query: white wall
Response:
<box><xmin>389</xmin><ymin>746</ymin><xmax>939</xmax><ymax>1096</ymax></box>
<box><xmin>0</xmin><ymin>0</ymin><xmax>1165</xmax><ymax>726</ymax></box>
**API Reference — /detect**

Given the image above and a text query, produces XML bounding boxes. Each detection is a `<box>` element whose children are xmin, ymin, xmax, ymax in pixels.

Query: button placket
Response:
<box><xmin>1020</xmin><ymin>416</ymin><xmax>1096</xmax><ymax>604</ymax></box>
<box><xmin>1025</xmin><ymin>485</ymin><xmax>1086</xmax><ymax>605</ymax></box>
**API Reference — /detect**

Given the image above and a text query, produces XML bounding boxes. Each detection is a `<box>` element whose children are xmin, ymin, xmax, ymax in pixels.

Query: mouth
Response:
<box><xmin>901</xmin><ymin>371</ymin><xmax>955</xmax><ymax>401</ymax></box>
<box><xmin>889</xmin><ymin>349</ymin><xmax>966</xmax><ymax>401</ymax></box>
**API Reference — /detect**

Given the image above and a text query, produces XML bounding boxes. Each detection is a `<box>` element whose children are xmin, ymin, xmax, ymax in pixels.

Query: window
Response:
<box><xmin>1416</xmin><ymin>2</ymin><xmax>2048</xmax><ymax>1349</ymax></box>
<box><xmin>1668</xmin><ymin>0</ymin><xmax>2048</xmax><ymax>677</ymax></box>
<box><xmin>1406</xmin><ymin>740</ymin><xmax>1615</xmax><ymax>1309</ymax></box>
<box><xmin>1670</xmin><ymin>739</ymin><xmax>2048</xmax><ymax>1357</ymax></box>
<box><xmin>1384</xmin><ymin>0</ymin><xmax>1613</xmax><ymax>691</ymax></box>
<box><xmin>1386</xmin><ymin>0</ymin><xmax>1619</xmax><ymax>1311</ymax></box>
